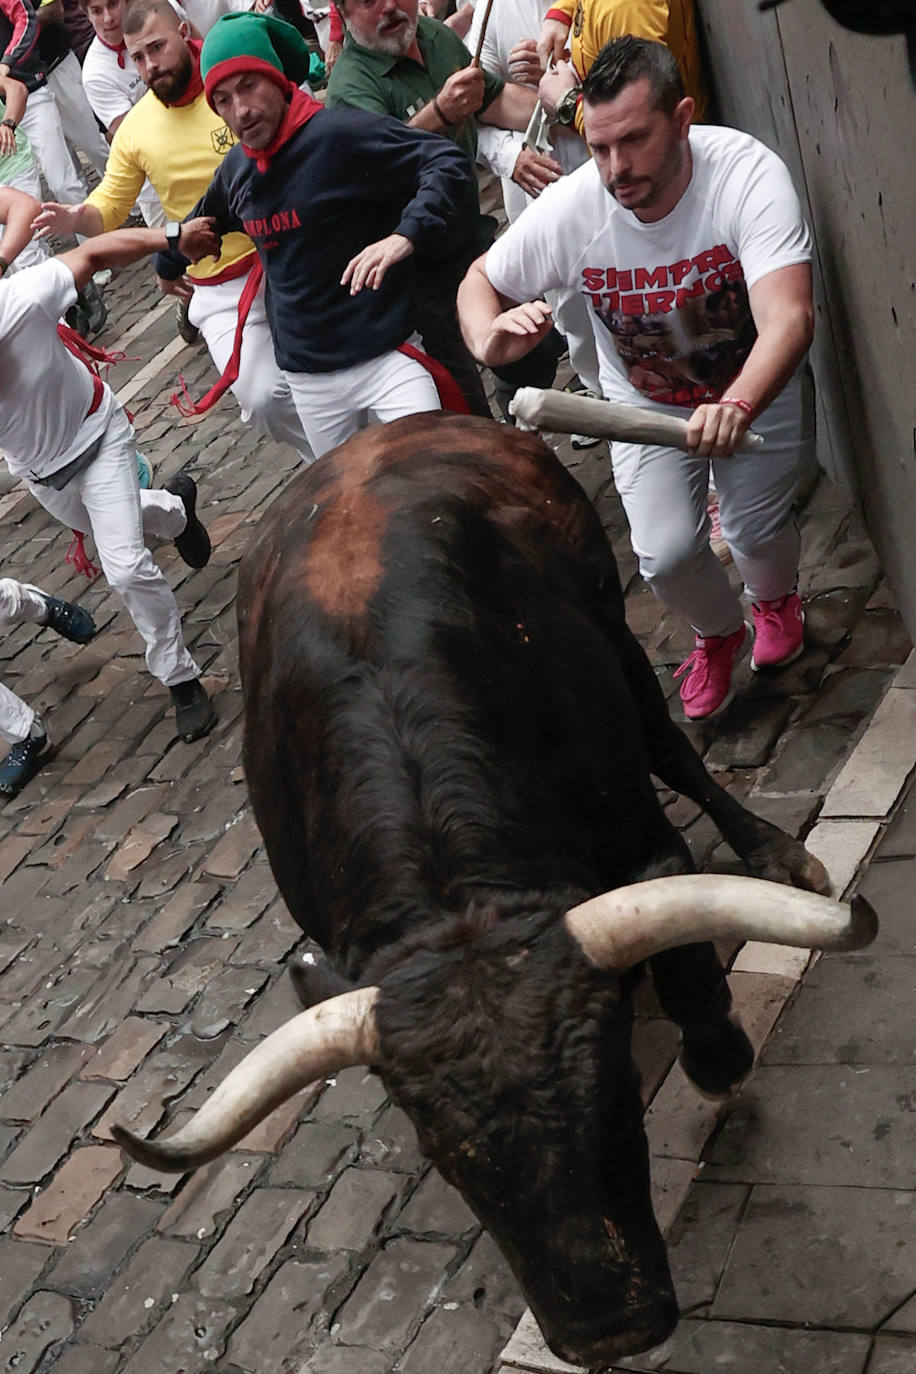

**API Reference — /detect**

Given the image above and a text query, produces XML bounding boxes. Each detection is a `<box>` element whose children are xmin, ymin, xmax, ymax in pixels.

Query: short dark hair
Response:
<box><xmin>582</xmin><ymin>36</ymin><xmax>685</xmax><ymax>116</ymax></box>
<box><xmin>123</xmin><ymin>0</ymin><xmax>181</xmax><ymax>36</ymax></box>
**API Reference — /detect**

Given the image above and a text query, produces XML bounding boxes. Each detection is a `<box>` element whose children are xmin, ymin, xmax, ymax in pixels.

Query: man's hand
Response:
<box><xmin>33</xmin><ymin>201</ymin><xmax>83</xmax><ymax>239</ymax></box>
<box><xmin>507</xmin><ymin>37</ymin><xmax>541</xmax><ymax>86</ymax></box>
<box><xmin>511</xmin><ymin>144</ymin><xmax>563</xmax><ymax>198</ymax></box>
<box><xmin>0</xmin><ymin>123</ymin><xmax>15</xmax><ymax>157</ymax></box>
<box><xmin>537</xmin><ymin>17</ymin><xmax>569</xmax><ymax>70</ymax></box>
<box><xmin>157</xmin><ymin>273</ymin><xmax>195</xmax><ymax>302</ymax></box>
<box><xmin>324</xmin><ymin>37</ymin><xmax>342</xmax><ymax>71</ymax></box>
<box><xmin>179</xmin><ymin>216</ymin><xmax>221</xmax><ymax>263</ymax></box>
<box><xmin>478</xmin><ymin>299</ymin><xmax>554</xmax><ymax>368</ymax></box>
<box><xmin>435</xmin><ymin>65</ymin><xmax>486</xmax><ymax>124</ymax></box>
<box><xmin>685</xmin><ymin>401</ymin><xmax>751</xmax><ymax>458</ymax></box>
<box><xmin>341</xmin><ymin>232</ymin><xmax>413</xmax><ymax>294</ymax></box>
<box><xmin>538</xmin><ymin>60</ymin><xmax>576</xmax><ymax>118</ymax></box>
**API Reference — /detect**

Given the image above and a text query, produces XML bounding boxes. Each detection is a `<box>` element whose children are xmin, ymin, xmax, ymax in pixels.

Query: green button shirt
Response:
<box><xmin>327</xmin><ymin>15</ymin><xmax>504</xmax><ymax>255</ymax></box>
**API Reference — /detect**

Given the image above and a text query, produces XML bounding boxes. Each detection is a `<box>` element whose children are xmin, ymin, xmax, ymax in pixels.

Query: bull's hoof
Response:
<box><xmin>747</xmin><ymin>838</ymin><xmax>830</xmax><ymax>895</ymax></box>
<box><xmin>679</xmin><ymin>1010</ymin><xmax>755</xmax><ymax>1099</ymax></box>
<box><xmin>288</xmin><ymin>948</ymin><xmax>352</xmax><ymax>1009</ymax></box>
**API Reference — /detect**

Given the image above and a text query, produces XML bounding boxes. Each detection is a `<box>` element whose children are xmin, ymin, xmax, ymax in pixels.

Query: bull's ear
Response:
<box><xmin>112</xmin><ymin>986</ymin><xmax>380</xmax><ymax>1173</ymax></box>
<box><xmin>565</xmin><ymin>875</ymin><xmax>877</xmax><ymax>971</ymax></box>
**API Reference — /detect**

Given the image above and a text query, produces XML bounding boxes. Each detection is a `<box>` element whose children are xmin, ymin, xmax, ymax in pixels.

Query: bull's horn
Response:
<box><xmin>565</xmin><ymin>874</ymin><xmax>877</xmax><ymax>970</ymax></box>
<box><xmin>112</xmin><ymin>986</ymin><xmax>380</xmax><ymax>1172</ymax></box>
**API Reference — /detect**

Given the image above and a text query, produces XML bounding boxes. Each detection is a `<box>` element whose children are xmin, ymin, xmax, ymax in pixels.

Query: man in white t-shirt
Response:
<box><xmin>0</xmin><ymin>193</ymin><xmax>220</xmax><ymax>746</ymax></box>
<box><xmin>458</xmin><ymin>35</ymin><xmax>815</xmax><ymax>721</ymax></box>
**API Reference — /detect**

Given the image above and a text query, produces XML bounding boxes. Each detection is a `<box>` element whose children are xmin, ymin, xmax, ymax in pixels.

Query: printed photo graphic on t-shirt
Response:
<box><xmin>581</xmin><ymin>245</ymin><xmax>757</xmax><ymax>409</ymax></box>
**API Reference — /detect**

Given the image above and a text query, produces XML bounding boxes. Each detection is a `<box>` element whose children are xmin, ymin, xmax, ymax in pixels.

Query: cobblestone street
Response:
<box><xmin>1</xmin><ymin>254</ymin><xmax>912</xmax><ymax>1374</ymax></box>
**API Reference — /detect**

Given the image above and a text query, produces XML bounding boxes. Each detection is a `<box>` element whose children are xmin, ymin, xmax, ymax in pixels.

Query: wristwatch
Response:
<box><xmin>555</xmin><ymin>85</ymin><xmax>581</xmax><ymax>126</ymax></box>
<box><xmin>1</xmin><ymin>116</ymin><xmax>16</xmax><ymax>132</ymax></box>
<box><xmin>165</xmin><ymin>220</ymin><xmax>183</xmax><ymax>250</ymax></box>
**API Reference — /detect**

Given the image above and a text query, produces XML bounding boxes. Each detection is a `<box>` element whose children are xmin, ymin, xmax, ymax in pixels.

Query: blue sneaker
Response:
<box><xmin>0</xmin><ymin>728</ymin><xmax>51</xmax><ymax>798</ymax></box>
<box><xmin>136</xmin><ymin>452</ymin><xmax>152</xmax><ymax>489</ymax></box>
<box><xmin>40</xmin><ymin>595</ymin><xmax>97</xmax><ymax>645</ymax></box>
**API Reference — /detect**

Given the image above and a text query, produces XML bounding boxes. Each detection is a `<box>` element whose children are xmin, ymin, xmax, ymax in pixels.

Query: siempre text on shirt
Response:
<box><xmin>581</xmin><ymin>244</ymin><xmax>744</xmax><ymax>315</ymax></box>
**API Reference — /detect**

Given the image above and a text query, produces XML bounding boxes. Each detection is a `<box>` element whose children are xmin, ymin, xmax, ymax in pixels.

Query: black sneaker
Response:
<box><xmin>40</xmin><ymin>595</ymin><xmax>97</xmax><ymax>645</ymax></box>
<box><xmin>169</xmin><ymin>678</ymin><xmax>216</xmax><ymax>742</ymax></box>
<box><xmin>0</xmin><ymin>727</ymin><xmax>51</xmax><ymax>798</ymax></box>
<box><xmin>175</xmin><ymin>298</ymin><xmax>201</xmax><ymax>345</ymax></box>
<box><xmin>165</xmin><ymin>475</ymin><xmax>211</xmax><ymax>569</ymax></box>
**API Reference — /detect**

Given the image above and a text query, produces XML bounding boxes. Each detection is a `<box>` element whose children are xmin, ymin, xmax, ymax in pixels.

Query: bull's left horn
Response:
<box><xmin>112</xmin><ymin>986</ymin><xmax>379</xmax><ymax>1172</ymax></box>
<box><xmin>565</xmin><ymin>874</ymin><xmax>877</xmax><ymax>970</ymax></box>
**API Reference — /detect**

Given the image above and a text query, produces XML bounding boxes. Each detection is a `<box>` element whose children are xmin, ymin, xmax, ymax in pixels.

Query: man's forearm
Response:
<box><xmin>59</xmin><ymin>226</ymin><xmax>172</xmax><ymax>292</ymax></box>
<box><xmin>726</xmin><ymin>307</ymin><xmax>814</xmax><ymax>418</ymax></box>
<box><xmin>457</xmin><ymin>254</ymin><xmax>505</xmax><ymax>358</ymax></box>
<box><xmin>479</xmin><ymin>82</ymin><xmax>537</xmax><ymax>134</ymax></box>
<box><xmin>0</xmin><ymin>189</ymin><xmax>40</xmax><ymax>265</ymax></box>
<box><xmin>72</xmin><ymin>202</ymin><xmax>106</xmax><ymax>236</ymax></box>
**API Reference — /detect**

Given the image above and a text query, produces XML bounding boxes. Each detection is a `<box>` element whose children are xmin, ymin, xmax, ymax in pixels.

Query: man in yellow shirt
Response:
<box><xmin>536</xmin><ymin>0</ymin><xmax>706</xmax><ymax>136</ymax></box>
<box><xmin>34</xmin><ymin>0</ymin><xmax>312</xmax><ymax>460</ymax></box>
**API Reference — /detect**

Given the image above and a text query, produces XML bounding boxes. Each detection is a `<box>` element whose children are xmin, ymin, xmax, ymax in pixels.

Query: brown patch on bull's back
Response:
<box><xmin>301</xmin><ymin>434</ymin><xmax>392</xmax><ymax>630</ymax></box>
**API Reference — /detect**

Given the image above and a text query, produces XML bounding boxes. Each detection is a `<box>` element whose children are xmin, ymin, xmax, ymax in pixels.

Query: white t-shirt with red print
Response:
<box><xmin>485</xmin><ymin>123</ymin><xmax>811</xmax><ymax>412</ymax></box>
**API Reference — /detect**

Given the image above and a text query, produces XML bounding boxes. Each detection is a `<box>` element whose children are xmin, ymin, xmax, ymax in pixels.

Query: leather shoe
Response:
<box><xmin>165</xmin><ymin>474</ymin><xmax>211</xmax><ymax>569</ymax></box>
<box><xmin>169</xmin><ymin>678</ymin><xmax>216</xmax><ymax>742</ymax></box>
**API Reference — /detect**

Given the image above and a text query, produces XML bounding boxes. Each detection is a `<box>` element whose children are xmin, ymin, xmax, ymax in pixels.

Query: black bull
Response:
<box><xmin>115</xmin><ymin>414</ymin><xmax>876</xmax><ymax>1367</ymax></box>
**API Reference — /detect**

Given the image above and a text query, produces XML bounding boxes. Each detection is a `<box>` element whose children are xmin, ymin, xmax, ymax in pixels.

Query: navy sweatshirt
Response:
<box><xmin>156</xmin><ymin>105</ymin><xmax>471</xmax><ymax>374</ymax></box>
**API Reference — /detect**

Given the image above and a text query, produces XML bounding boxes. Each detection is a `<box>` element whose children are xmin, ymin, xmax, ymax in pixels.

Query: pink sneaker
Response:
<box><xmin>751</xmin><ymin>593</ymin><xmax>805</xmax><ymax>671</ymax></box>
<box><xmin>674</xmin><ymin>622</ymin><xmax>751</xmax><ymax>719</ymax></box>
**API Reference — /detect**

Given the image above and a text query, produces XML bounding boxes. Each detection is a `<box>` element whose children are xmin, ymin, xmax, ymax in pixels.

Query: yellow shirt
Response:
<box><xmin>86</xmin><ymin>86</ymin><xmax>255</xmax><ymax>282</ymax></box>
<box><xmin>545</xmin><ymin>0</ymin><xmax>708</xmax><ymax>133</ymax></box>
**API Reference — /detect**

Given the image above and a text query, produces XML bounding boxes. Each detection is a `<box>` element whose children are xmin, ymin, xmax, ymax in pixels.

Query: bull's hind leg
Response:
<box><xmin>612</xmin><ymin>621</ymin><xmax>828</xmax><ymax>893</ymax></box>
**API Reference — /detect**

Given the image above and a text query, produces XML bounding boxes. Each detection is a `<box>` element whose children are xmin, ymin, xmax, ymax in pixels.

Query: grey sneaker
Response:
<box><xmin>175</xmin><ymin>298</ymin><xmax>201</xmax><ymax>345</ymax></box>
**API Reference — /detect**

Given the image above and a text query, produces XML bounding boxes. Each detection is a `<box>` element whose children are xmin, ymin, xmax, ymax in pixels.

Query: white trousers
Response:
<box><xmin>284</xmin><ymin>348</ymin><xmax>440</xmax><ymax>460</ymax></box>
<box><xmin>47</xmin><ymin>53</ymin><xmax>110</xmax><ymax>181</ymax></box>
<box><xmin>19</xmin><ymin>83</ymin><xmax>88</xmax><ymax>205</ymax></box>
<box><xmin>26</xmin><ymin>398</ymin><xmax>201</xmax><ymax>687</ymax></box>
<box><xmin>188</xmin><ymin>274</ymin><xmax>314</xmax><ymax>461</ymax></box>
<box><xmin>0</xmin><ymin>580</ymin><xmax>49</xmax><ymax>744</ymax></box>
<box><xmin>610</xmin><ymin>374</ymin><xmax>815</xmax><ymax>638</ymax></box>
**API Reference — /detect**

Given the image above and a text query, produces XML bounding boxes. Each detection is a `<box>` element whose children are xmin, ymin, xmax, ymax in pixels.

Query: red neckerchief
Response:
<box><xmin>97</xmin><ymin>32</ymin><xmax>127</xmax><ymax>67</ymax></box>
<box><xmin>168</xmin><ymin>38</ymin><xmax>205</xmax><ymax>107</ymax></box>
<box><xmin>241</xmin><ymin>82</ymin><xmax>323</xmax><ymax>173</ymax></box>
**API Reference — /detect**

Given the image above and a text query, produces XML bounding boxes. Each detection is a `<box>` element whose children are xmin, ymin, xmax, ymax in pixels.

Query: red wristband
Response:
<box><xmin>721</xmin><ymin>396</ymin><xmax>754</xmax><ymax>418</ymax></box>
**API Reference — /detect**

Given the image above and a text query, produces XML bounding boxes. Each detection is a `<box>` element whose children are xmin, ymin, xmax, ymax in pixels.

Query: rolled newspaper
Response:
<box><xmin>509</xmin><ymin>388</ymin><xmax>765</xmax><ymax>453</ymax></box>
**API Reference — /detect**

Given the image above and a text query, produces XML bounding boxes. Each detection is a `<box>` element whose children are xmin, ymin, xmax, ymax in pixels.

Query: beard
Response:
<box><xmin>605</xmin><ymin>137</ymin><xmax>686</xmax><ymax>213</ymax></box>
<box><xmin>150</xmin><ymin>51</ymin><xmax>193</xmax><ymax>105</ymax></box>
<box><xmin>371</xmin><ymin>10</ymin><xmax>417</xmax><ymax>55</ymax></box>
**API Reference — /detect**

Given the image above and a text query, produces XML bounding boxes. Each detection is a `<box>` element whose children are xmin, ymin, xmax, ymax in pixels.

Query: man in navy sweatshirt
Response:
<box><xmin>169</xmin><ymin>11</ymin><xmax>472</xmax><ymax>459</ymax></box>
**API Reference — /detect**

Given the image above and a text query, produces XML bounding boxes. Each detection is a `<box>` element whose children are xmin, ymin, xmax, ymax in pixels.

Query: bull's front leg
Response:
<box><xmin>612</xmin><ymin>621</ymin><xmax>829</xmax><ymax>894</ymax></box>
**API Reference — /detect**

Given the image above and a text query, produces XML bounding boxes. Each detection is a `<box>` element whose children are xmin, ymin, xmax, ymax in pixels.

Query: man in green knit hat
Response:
<box><xmin>169</xmin><ymin>11</ymin><xmax>473</xmax><ymax>458</ymax></box>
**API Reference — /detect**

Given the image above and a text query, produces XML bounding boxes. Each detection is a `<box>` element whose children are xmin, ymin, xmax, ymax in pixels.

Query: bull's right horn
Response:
<box><xmin>112</xmin><ymin>986</ymin><xmax>379</xmax><ymax>1172</ymax></box>
<box><xmin>566</xmin><ymin>874</ymin><xmax>878</xmax><ymax>970</ymax></box>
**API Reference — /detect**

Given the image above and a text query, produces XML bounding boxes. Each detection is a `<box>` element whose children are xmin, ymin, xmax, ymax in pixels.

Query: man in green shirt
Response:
<box><xmin>327</xmin><ymin>0</ymin><xmax>563</xmax><ymax>416</ymax></box>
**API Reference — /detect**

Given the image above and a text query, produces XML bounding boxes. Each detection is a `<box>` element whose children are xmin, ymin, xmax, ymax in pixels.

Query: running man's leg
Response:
<box><xmin>190</xmin><ymin>277</ymin><xmax>315</xmax><ymax>461</ymax></box>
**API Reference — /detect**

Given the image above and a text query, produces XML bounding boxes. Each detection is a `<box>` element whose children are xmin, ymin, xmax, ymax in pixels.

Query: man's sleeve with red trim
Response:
<box><xmin>328</xmin><ymin>2</ymin><xmax>342</xmax><ymax>43</ymax></box>
<box><xmin>0</xmin><ymin>0</ymin><xmax>40</xmax><ymax>68</ymax></box>
<box><xmin>543</xmin><ymin>1</ymin><xmax>573</xmax><ymax>27</ymax></box>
